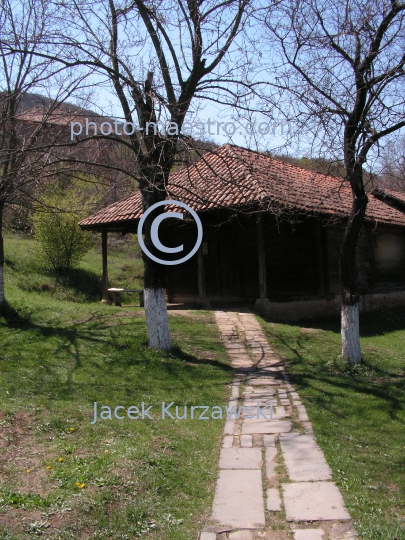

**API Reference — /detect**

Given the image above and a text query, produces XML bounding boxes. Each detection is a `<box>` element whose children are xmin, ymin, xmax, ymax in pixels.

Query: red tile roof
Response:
<box><xmin>79</xmin><ymin>144</ymin><xmax>405</xmax><ymax>230</ymax></box>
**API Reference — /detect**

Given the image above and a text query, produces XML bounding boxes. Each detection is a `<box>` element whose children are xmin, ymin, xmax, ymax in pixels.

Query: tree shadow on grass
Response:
<box><xmin>293</xmin><ymin>368</ymin><xmax>404</xmax><ymax>423</ymax></box>
<box><xmin>4</xmin><ymin>257</ymin><xmax>17</xmax><ymax>270</ymax></box>
<box><xmin>271</xmin><ymin>306</ymin><xmax>405</xmax><ymax>338</ymax></box>
<box><xmin>0</xmin><ymin>301</ymin><xmax>33</xmax><ymax>324</ymax></box>
<box><xmin>257</xmin><ymin>314</ymin><xmax>405</xmax><ymax>424</ymax></box>
<box><xmin>1</xmin><ymin>304</ymin><xmax>233</xmax><ymax>402</ymax></box>
<box><xmin>52</xmin><ymin>267</ymin><xmax>102</xmax><ymax>302</ymax></box>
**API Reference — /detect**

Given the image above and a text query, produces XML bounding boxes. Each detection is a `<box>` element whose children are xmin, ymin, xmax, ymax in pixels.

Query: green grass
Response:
<box><xmin>258</xmin><ymin>312</ymin><xmax>405</xmax><ymax>540</ymax></box>
<box><xmin>3</xmin><ymin>230</ymin><xmax>143</xmax><ymax>305</ymax></box>
<box><xmin>0</xmin><ymin>231</ymin><xmax>232</xmax><ymax>540</ymax></box>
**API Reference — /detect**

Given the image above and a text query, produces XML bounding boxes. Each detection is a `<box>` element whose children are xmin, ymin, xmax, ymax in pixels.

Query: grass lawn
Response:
<box><xmin>0</xmin><ymin>232</ymin><xmax>233</xmax><ymax>540</ymax></box>
<box><xmin>258</xmin><ymin>311</ymin><xmax>405</xmax><ymax>540</ymax></box>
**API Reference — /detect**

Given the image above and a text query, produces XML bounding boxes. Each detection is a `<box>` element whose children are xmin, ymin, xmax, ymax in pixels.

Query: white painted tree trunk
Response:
<box><xmin>0</xmin><ymin>264</ymin><xmax>5</xmax><ymax>304</ymax></box>
<box><xmin>144</xmin><ymin>287</ymin><xmax>172</xmax><ymax>350</ymax></box>
<box><xmin>341</xmin><ymin>302</ymin><xmax>361</xmax><ymax>364</ymax></box>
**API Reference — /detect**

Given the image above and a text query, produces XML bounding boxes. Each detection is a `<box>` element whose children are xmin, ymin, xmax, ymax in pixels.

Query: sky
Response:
<box><xmin>7</xmin><ymin>0</ymin><xmax>403</xmax><ymax>167</ymax></box>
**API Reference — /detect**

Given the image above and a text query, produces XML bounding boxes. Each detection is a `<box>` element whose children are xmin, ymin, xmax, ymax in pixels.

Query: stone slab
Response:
<box><xmin>244</xmin><ymin>392</ymin><xmax>275</xmax><ymax>399</ymax></box>
<box><xmin>231</xmin><ymin>387</ymin><xmax>240</xmax><ymax>399</ymax></box>
<box><xmin>227</xmin><ymin>353</ymin><xmax>248</xmax><ymax>360</ymax></box>
<box><xmin>266</xmin><ymin>446</ymin><xmax>277</xmax><ymax>462</ymax></box>
<box><xmin>252</xmin><ymin>433</ymin><xmax>263</xmax><ymax>446</ymax></box>
<box><xmin>211</xmin><ymin>469</ymin><xmax>265</xmax><ymax>528</ymax></box>
<box><xmin>263</xmin><ymin>434</ymin><xmax>275</xmax><ymax>446</ymax></box>
<box><xmin>296</xmin><ymin>405</ymin><xmax>309</xmax><ymax>422</ymax></box>
<box><xmin>248</xmin><ymin>378</ymin><xmax>279</xmax><ymax>386</ymax></box>
<box><xmin>293</xmin><ymin>530</ymin><xmax>325</xmax><ymax>540</ymax></box>
<box><xmin>279</xmin><ymin>433</ymin><xmax>332</xmax><ymax>481</ymax></box>
<box><xmin>219</xmin><ymin>448</ymin><xmax>262</xmax><ymax>469</ymax></box>
<box><xmin>275</xmin><ymin>406</ymin><xmax>286</xmax><ymax>414</ymax></box>
<box><xmin>242</xmin><ymin>421</ymin><xmax>292</xmax><ymax>434</ymax></box>
<box><xmin>258</xmin><ymin>371</ymin><xmax>282</xmax><ymax>378</ymax></box>
<box><xmin>266</xmin><ymin>460</ymin><xmax>276</xmax><ymax>480</ymax></box>
<box><xmin>258</xmin><ymin>360</ymin><xmax>282</xmax><ymax>368</ymax></box>
<box><xmin>245</xmin><ymin>386</ymin><xmax>276</xmax><ymax>393</ymax></box>
<box><xmin>222</xmin><ymin>435</ymin><xmax>233</xmax><ymax>448</ymax></box>
<box><xmin>235</xmin><ymin>366</ymin><xmax>257</xmax><ymax>373</ymax></box>
<box><xmin>243</xmin><ymin>406</ymin><xmax>274</xmax><ymax>421</ymax></box>
<box><xmin>283</xmin><ymin>482</ymin><xmax>351</xmax><ymax>521</ymax></box>
<box><xmin>243</xmin><ymin>400</ymin><xmax>274</xmax><ymax>409</ymax></box>
<box><xmin>244</xmin><ymin>394</ymin><xmax>276</xmax><ymax>402</ymax></box>
<box><xmin>241</xmin><ymin>434</ymin><xmax>253</xmax><ymax>447</ymax></box>
<box><xmin>228</xmin><ymin>531</ymin><xmax>254</xmax><ymax>540</ymax></box>
<box><xmin>200</xmin><ymin>533</ymin><xmax>216</xmax><ymax>540</ymax></box>
<box><xmin>273</xmin><ymin>408</ymin><xmax>289</xmax><ymax>419</ymax></box>
<box><xmin>225</xmin><ymin>343</ymin><xmax>246</xmax><ymax>349</ymax></box>
<box><xmin>302</xmin><ymin>421</ymin><xmax>314</xmax><ymax>434</ymax></box>
<box><xmin>223</xmin><ymin>418</ymin><xmax>235</xmax><ymax>435</ymax></box>
<box><xmin>266</xmin><ymin>488</ymin><xmax>282</xmax><ymax>511</ymax></box>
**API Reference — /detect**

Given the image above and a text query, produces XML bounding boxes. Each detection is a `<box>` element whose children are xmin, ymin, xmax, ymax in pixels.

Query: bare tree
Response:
<box><xmin>379</xmin><ymin>136</ymin><xmax>405</xmax><ymax>191</ymax></box>
<box><xmin>260</xmin><ymin>0</ymin><xmax>405</xmax><ymax>363</ymax></box>
<box><xmin>43</xmin><ymin>0</ymin><xmax>253</xmax><ymax>349</ymax></box>
<box><xmin>0</xmin><ymin>0</ymin><xmax>86</xmax><ymax>307</ymax></box>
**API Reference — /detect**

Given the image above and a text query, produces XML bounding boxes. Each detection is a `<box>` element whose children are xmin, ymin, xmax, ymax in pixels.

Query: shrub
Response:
<box><xmin>34</xmin><ymin>199</ymin><xmax>91</xmax><ymax>273</ymax></box>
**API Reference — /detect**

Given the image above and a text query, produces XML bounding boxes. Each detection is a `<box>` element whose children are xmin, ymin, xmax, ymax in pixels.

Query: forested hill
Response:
<box><xmin>0</xmin><ymin>90</ymin><xmax>99</xmax><ymax>117</ymax></box>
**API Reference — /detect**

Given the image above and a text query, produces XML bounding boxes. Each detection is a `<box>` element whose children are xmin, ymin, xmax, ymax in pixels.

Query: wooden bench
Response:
<box><xmin>108</xmin><ymin>288</ymin><xmax>144</xmax><ymax>307</ymax></box>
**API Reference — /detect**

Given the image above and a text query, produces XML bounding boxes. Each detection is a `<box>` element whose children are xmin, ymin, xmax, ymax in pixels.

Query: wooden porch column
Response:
<box><xmin>316</xmin><ymin>220</ymin><xmax>332</xmax><ymax>299</ymax></box>
<box><xmin>101</xmin><ymin>229</ymin><xmax>109</xmax><ymax>303</ymax></box>
<box><xmin>255</xmin><ymin>214</ymin><xmax>270</xmax><ymax>313</ymax></box>
<box><xmin>316</xmin><ymin>220</ymin><xmax>325</xmax><ymax>297</ymax></box>
<box><xmin>368</xmin><ymin>228</ymin><xmax>376</xmax><ymax>292</ymax></box>
<box><xmin>197</xmin><ymin>243</ymin><xmax>210</xmax><ymax>309</ymax></box>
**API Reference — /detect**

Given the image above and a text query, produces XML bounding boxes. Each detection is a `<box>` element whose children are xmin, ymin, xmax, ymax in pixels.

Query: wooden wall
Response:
<box><xmin>326</xmin><ymin>223</ymin><xmax>405</xmax><ymax>296</ymax></box>
<box><xmin>373</xmin><ymin>228</ymin><xmax>405</xmax><ymax>290</ymax></box>
<box><xmin>263</xmin><ymin>216</ymin><xmax>321</xmax><ymax>300</ymax></box>
<box><xmin>164</xmin><ymin>212</ymin><xmax>405</xmax><ymax>303</ymax></box>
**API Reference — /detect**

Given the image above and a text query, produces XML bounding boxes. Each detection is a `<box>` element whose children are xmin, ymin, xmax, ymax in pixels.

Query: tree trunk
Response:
<box><xmin>339</xmin><ymin>194</ymin><xmax>368</xmax><ymax>364</ymax></box>
<box><xmin>0</xmin><ymin>201</ymin><xmax>5</xmax><ymax>305</ymax></box>
<box><xmin>341</xmin><ymin>302</ymin><xmax>361</xmax><ymax>364</ymax></box>
<box><xmin>143</xmin><ymin>288</ymin><xmax>172</xmax><ymax>349</ymax></box>
<box><xmin>141</xmin><ymin>184</ymin><xmax>172</xmax><ymax>350</ymax></box>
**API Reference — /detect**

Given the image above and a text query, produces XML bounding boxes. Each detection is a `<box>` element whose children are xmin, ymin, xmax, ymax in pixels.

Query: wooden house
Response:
<box><xmin>79</xmin><ymin>145</ymin><xmax>405</xmax><ymax>320</ymax></box>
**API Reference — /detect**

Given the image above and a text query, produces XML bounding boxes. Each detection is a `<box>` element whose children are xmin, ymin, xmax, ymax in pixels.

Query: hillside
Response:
<box><xmin>0</xmin><ymin>231</ymin><xmax>232</xmax><ymax>540</ymax></box>
<box><xmin>0</xmin><ymin>90</ymin><xmax>100</xmax><ymax>117</ymax></box>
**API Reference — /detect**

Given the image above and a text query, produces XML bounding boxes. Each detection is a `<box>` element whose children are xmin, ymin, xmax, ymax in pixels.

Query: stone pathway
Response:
<box><xmin>200</xmin><ymin>310</ymin><xmax>357</xmax><ymax>540</ymax></box>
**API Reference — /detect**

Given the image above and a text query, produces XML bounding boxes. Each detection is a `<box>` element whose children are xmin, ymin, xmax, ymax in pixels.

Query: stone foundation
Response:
<box><xmin>256</xmin><ymin>290</ymin><xmax>405</xmax><ymax>321</ymax></box>
<box><xmin>171</xmin><ymin>290</ymin><xmax>405</xmax><ymax>321</ymax></box>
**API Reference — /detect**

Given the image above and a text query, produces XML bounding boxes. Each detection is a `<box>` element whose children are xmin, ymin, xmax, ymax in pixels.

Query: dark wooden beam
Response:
<box><xmin>368</xmin><ymin>227</ymin><xmax>376</xmax><ymax>292</ymax></box>
<box><xmin>372</xmin><ymin>188</ymin><xmax>405</xmax><ymax>214</ymax></box>
<box><xmin>101</xmin><ymin>229</ymin><xmax>109</xmax><ymax>303</ymax></box>
<box><xmin>197</xmin><ymin>243</ymin><xmax>210</xmax><ymax>308</ymax></box>
<box><xmin>318</xmin><ymin>221</ymin><xmax>332</xmax><ymax>299</ymax></box>
<box><xmin>316</xmin><ymin>220</ymin><xmax>325</xmax><ymax>297</ymax></box>
<box><xmin>257</xmin><ymin>214</ymin><xmax>267</xmax><ymax>299</ymax></box>
<box><xmin>255</xmin><ymin>214</ymin><xmax>270</xmax><ymax>313</ymax></box>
